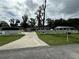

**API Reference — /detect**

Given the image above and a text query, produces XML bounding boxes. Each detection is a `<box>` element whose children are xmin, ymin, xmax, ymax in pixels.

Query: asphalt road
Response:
<box><xmin>0</xmin><ymin>44</ymin><xmax>79</xmax><ymax>59</ymax></box>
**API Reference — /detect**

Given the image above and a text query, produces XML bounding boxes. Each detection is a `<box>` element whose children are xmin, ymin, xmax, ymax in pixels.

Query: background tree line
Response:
<box><xmin>46</xmin><ymin>18</ymin><xmax>79</xmax><ymax>30</ymax></box>
<box><xmin>0</xmin><ymin>14</ymin><xmax>79</xmax><ymax>30</ymax></box>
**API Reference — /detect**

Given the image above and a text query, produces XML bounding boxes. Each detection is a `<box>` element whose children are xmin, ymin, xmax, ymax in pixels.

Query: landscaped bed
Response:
<box><xmin>0</xmin><ymin>34</ymin><xmax>24</xmax><ymax>46</ymax></box>
<box><xmin>37</xmin><ymin>32</ymin><xmax>79</xmax><ymax>46</ymax></box>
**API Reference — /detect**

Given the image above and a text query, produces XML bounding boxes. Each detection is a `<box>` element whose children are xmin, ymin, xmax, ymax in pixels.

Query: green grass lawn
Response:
<box><xmin>37</xmin><ymin>32</ymin><xmax>79</xmax><ymax>46</ymax></box>
<box><xmin>0</xmin><ymin>34</ymin><xmax>24</xmax><ymax>46</ymax></box>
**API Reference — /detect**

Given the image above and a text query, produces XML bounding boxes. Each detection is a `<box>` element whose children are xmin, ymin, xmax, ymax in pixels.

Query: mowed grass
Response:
<box><xmin>37</xmin><ymin>32</ymin><xmax>79</xmax><ymax>46</ymax></box>
<box><xmin>0</xmin><ymin>34</ymin><xmax>24</xmax><ymax>46</ymax></box>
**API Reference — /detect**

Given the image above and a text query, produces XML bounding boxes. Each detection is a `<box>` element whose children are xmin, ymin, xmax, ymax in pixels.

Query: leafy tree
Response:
<box><xmin>29</xmin><ymin>18</ymin><xmax>36</xmax><ymax>28</ymax></box>
<box><xmin>35</xmin><ymin>0</ymin><xmax>47</xmax><ymax>29</ymax></box>
<box><xmin>0</xmin><ymin>22</ymin><xmax>2</xmax><ymax>27</ymax></box>
<box><xmin>22</xmin><ymin>15</ymin><xmax>28</xmax><ymax>23</ymax></box>
<box><xmin>46</xmin><ymin>18</ymin><xmax>79</xmax><ymax>29</ymax></box>
<box><xmin>20</xmin><ymin>15</ymin><xmax>30</xmax><ymax>31</ymax></box>
<box><xmin>9</xmin><ymin>18</ymin><xmax>15</xmax><ymax>27</ymax></box>
<box><xmin>0</xmin><ymin>21</ymin><xmax>9</xmax><ymax>27</ymax></box>
<box><xmin>9</xmin><ymin>18</ymin><xmax>20</xmax><ymax>27</ymax></box>
<box><xmin>54</xmin><ymin>18</ymin><xmax>67</xmax><ymax>26</ymax></box>
<box><xmin>46</xmin><ymin>18</ymin><xmax>54</xmax><ymax>29</ymax></box>
<box><xmin>35</xmin><ymin>6</ymin><xmax>43</xmax><ymax>27</ymax></box>
<box><xmin>15</xmin><ymin>19</ymin><xmax>20</xmax><ymax>26</ymax></box>
<box><xmin>67</xmin><ymin>18</ymin><xmax>79</xmax><ymax>29</ymax></box>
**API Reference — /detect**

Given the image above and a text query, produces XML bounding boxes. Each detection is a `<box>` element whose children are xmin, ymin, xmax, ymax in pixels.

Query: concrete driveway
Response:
<box><xmin>0</xmin><ymin>32</ymin><xmax>48</xmax><ymax>50</ymax></box>
<box><xmin>0</xmin><ymin>44</ymin><xmax>79</xmax><ymax>59</ymax></box>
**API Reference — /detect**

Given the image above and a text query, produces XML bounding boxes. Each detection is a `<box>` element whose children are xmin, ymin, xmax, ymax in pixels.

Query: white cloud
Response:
<box><xmin>0</xmin><ymin>0</ymin><xmax>79</xmax><ymax>23</ymax></box>
<box><xmin>0</xmin><ymin>0</ymin><xmax>26</xmax><ymax>21</ymax></box>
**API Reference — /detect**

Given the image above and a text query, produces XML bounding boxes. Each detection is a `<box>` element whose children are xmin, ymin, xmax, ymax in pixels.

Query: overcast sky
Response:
<box><xmin>0</xmin><ymin>0</ymin><xmax>79</xmax><ymax>22</ymax></box>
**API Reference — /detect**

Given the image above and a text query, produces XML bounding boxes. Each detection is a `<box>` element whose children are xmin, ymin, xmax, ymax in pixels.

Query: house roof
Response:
<box><xmin>55</xmin><ymin>26</ymin><xmax>75</xmax><ymax>29</ymax></box>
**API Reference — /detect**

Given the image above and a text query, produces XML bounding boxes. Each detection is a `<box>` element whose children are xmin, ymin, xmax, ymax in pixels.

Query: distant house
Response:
<box><xmin>54</xmin><ymin>26</ymin><xmax>76</xmax><ymax>30</ymax></box>
<box><xmin>54</xmin><ymin>26</ymin><xmax>78</xmax><ymax>33</ymax></box>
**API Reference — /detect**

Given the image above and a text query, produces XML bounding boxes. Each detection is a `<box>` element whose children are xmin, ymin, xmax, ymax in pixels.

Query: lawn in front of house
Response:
<box><xmin>0</xmin><ymin>34</ymin><xmax>24</xmax><ymax>46</ymax></box>
<box><xmin>37</xmin><ymin>32</ymin><xmax>79</xmax><ymax>46</ymax></box>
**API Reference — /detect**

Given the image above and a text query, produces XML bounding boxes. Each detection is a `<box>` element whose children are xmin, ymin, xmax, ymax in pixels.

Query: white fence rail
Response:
<box><xmin>0</xmin><ymin>30</ymin><xmax>21</xmax><ymax>35</ymax></box>
<box><xmin>38</xmin><ymin>30</ymin><xmax>79</xmax><ymax>34</ymax></box>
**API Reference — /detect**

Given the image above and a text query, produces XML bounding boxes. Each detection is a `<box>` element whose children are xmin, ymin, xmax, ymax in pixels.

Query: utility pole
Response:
<box><xmin>43</xmin><ymin>0</ymin><xmax>47</xmax><ymax>29</ymax></box>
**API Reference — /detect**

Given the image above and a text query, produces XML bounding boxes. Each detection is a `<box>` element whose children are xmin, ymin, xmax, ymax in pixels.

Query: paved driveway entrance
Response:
<box><xmin>0</xmin><ymin>32</ymin><xmax>48</xmax><ymax>50</ymax></box>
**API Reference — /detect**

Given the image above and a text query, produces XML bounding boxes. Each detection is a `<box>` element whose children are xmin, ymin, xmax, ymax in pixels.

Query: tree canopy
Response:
<box><xmin>46</xmin><ymin>18</ymin><xmax>79</xmax><ymax>29</ymax></box>
<box><xmin>0</xmin><ymin>21</ymin><xmax>9</xmax><ymax>27</ymax></box>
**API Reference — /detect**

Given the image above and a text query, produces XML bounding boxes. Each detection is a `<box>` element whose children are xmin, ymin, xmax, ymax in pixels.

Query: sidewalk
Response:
<box><xmin>0</xmin><ymin>32</ymin><xmax>48</xmax><ymax>50</ymax></box>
